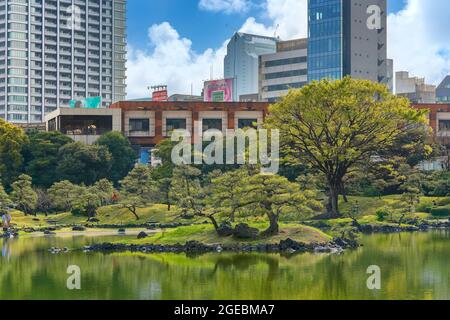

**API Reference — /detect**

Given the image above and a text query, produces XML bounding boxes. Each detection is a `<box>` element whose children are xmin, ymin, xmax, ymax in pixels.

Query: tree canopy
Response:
<box><xmin>0</xmin><ymin>119</ymin><xmax>28</xmax><ymax>186</ymax></box>
<box><xmin>266</xmin><ymin>77</ymin><xmax>429</xmax><ymax>217</ymax></box>
<box><xmin>56</xmin><ymin>142</ymin><xmax>112</xmax><ymax>185</ymax></box>
<box><xmin>96</xmin><ymin>132</ymin><xmax>136</xmax><ymax>184</ymax></box>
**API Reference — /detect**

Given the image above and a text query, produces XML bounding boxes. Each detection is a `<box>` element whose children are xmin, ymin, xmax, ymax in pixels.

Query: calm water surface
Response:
<box><xmin>0</xmin><ymin>231</ymin><xmax>449</xmax><ymax>300</ymax></box>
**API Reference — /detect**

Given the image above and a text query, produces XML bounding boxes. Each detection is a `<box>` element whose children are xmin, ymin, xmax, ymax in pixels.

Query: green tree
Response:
<box><xmin>92</xmin><ymin>179</ymin><xmax>115</xmax><ymax>206</ymax></box>
<box><xmin>171</xmin><ymin>165</ymin><xmax>216</xmax><ymax>227</ymax></box>
<box><xmin>22</xmin><ymin>131</ymin><xmax>73</xmax><ymax>187</ymax></box>
<box><xmin>240</xmin><ymin>174</ymin><xmax>322</xmax><ymax>236</ymax></box>
<box><xmin>267</xmin><ymin>77</ymin><xmax>428</xmax><ymax>217</ymax></box>
<box><xmin>96</xmin><ymin>132</ymin><xmax>136</xmax><ymax>184</ymax></box>
<box><xmin>35</xmin><ymin>188</ymin><xmax>52</xmax><ymax>215</ymax></box>
<box><xmin>10</xmin><ymin>174</ymin><xmax>38</xmax><ymax>215</ymax></box>
<box><xmin>119</xmin><ymin>165</ymin><xmax>154</xmax><ymax>220</ymax></box>
<box><xmin>209</xmin><ymin>168</ymin><xmax>249</xmax><ymax>222</ymax></box>
<box><xmin>0</xmin><ymin>119</ymin><xmax>28</xmax><ymax>186</ymax></box>
<box><xmin>56</xmin><ymin>142</ymin><xmax>112</xmax><ymax>185</ymax></box>
<box><xmin>72</xmin><ymin>187</ymin><xmax>102</xmax><ymax>218</ymax></box>
<box><xmin>0</xmin><ymin>181</ymin><xmax>12</xmax><ymax>215</ymax></box>
<box><xmin>48</xmin><ymin>180</ymin><xmax>84</xmax><ymax>212</ymax></box>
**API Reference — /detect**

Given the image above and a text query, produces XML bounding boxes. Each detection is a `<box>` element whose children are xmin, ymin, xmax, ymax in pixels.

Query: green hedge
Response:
<box><xmin>430</xmin><ymin>206</ymin><xmax>450</xmax><ymax>217</ymax></box>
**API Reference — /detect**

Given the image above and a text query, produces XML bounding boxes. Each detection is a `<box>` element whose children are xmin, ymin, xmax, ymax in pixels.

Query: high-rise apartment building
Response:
<box><xmin>0</xmin><ymin>0</ymin><xmax>127</xmax><ymax>124</ymax></box>
<box><xmin>224</xmin><ymin>32</ymin><xmax>277</xmax><ymax>101</ymax></box>
<box><xmin>307</xmin><ymin>0</ymin><xmax>387</xmax><ymax>84</ymax></box>
<box><xmin>259</xmin><ymin>38</ymin><xmax>308</xmax><ymax>102</ymax></box>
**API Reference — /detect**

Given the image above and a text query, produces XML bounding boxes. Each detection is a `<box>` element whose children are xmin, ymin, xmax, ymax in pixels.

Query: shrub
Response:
<box><xmin>430</xmin><ymin>206</ymin><xmax>450</xmax><ymax>217</ymax></box>
<box><xmin>437</xmin><ymin>197</ymin><xmax>450</xmax><ymax>207</ymax></box>
<box><xmin>375</xmin><ymin>208</ymin><xmax>390</xmax><ymax>222</ymax></box>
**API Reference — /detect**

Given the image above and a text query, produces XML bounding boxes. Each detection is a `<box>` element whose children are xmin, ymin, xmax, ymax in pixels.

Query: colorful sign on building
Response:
<box><xmin>204</xmin><ymin>79</ymin><xmax>233</xmax><ymax>102</ymax></box>
<box><xmin>69</xmin><ymin>97</ymin><xmax>102</xmax><ymax>109</ymax></box>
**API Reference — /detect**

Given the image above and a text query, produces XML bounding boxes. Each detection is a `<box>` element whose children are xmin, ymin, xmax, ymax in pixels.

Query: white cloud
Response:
<box><xmin>239</xmin><ymin>0</ymin><xmax>307</xmax><ymax>39</ymax></box>
<box><xmin>388</xmin><ymin>0</ymin><xmax>450</xmax><ymax>85</ymax></box>
<box><xmin>126</xmin><ymin>0</ymin><xmax>308</xmax><ymax>99</ymax></box>
<box><xmin>199</xmin><ymin>0</ymin><xmax>251</xmax><ymax>14</ymax></box>
<box><xmin>128</xmin><ymin>0</ymin><xmax>450</xmax><ymax>99</ymax></box>
<box><xmin>126</xmin><ymin>22</ymin><xmax>227</xmax><ymax>99</ymax></box>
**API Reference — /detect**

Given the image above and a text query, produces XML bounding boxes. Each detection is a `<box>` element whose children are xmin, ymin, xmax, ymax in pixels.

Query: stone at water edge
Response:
<box><xmin>72</xmin><ymin>226</ymin><xmax>86</xmax><ymax>231</ymax></box>
<box><xmin>137</xmin><ymin>231</ymin><xmax>148</xmax><ymax>239</ymax></box>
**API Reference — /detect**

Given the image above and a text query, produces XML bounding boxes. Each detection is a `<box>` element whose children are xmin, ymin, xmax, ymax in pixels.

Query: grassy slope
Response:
<box><xmin>9</xmin><ymin>204</ymin><xmax>191</xmax><ymax>228</ymax></box>
<box><xmin>9</xmin><ymin>195</ymin><xmax>448</xmax><ymax>230</ymax></box>
<box><xmin>116</xmin><ymin>223</ymin><xmax>332</xmax><ymax>246</ymax></box>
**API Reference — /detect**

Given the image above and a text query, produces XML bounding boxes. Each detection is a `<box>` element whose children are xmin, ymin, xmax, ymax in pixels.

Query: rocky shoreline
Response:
<box><xmin>82</xmin><ymin>237</ymin><xmax>360</xmax><ymax>255</ymax></box>
<box><xmin>358</xmin><ymin>220</ymin><xmax>450</xmax><ymax>234</ymax></box>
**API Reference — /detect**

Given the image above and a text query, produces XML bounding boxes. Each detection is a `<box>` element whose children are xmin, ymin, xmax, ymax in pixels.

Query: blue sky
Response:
<box><xmin>127</xmin><ymin>0</ymin><xmax>407</xmax><ymax>53</ymax></box>
<box><xmin>126</xmin><ymin>0</ymin><xmax>450</xmax><ymax>99</ymax></box>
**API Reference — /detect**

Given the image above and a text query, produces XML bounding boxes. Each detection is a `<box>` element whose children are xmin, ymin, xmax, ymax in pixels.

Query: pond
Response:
<box><xmin>0</xmin><ymin>230</ymin><xmax>449</xmax><ymax>300</ymax></box>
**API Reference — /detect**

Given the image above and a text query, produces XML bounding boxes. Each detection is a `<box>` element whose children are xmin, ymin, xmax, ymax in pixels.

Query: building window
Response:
<box><xmin>439</xmin><ymin>120</ymin><xmax>450</xmax><ymax>132</ymax></box>
<box><xmin>202</xmin><ymin>119</ymin><xmax>222</xmax><ymax>132</ymax></box>
<box><xmin>166</xmin><ymin>118</ymin><xmax>187</xmax><ymax>133</ymax></box>
<box><xmin>238</xmin><ymin>119</ymin><xmax>258</xmax><ymax>129</ymax></box>
<box><xmin>129</xmin><ymin>119</ymin><xmax>150</xmax><ymax>132</ymax></box>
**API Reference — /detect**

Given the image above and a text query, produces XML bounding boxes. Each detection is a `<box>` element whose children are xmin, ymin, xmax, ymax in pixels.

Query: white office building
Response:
<box><xmin>224</xmin><ymin>32</ymin><xmax>277</xmax><ymax>101</ymax></box>
<box><xmin>259</xmin><ymin>38</ymin><xmax>308</xmax><ymax>102</ymax></box>
<box><xmin>0</xmin><ymin>0</ymin><xmax>127</xmax><ymax>123</ymax></box>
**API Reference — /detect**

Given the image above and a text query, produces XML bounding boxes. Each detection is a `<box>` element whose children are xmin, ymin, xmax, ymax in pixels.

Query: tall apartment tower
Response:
<box><xmin>0</xmin><ymin>0</ymin><xmax>127</xmax><ymax>124</ymax></box>
<box><xmin>224</xmin><ymin>32</ymin><xmax>277</xmax><ymax>101</ymax></box>
<box><xmin>308</xmin><ymin>0</ymin><xmax>387</xmax><ymax>84</ymax></box>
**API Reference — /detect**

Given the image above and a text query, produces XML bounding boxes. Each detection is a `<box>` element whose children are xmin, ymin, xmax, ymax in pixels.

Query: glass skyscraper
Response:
<box><xmin>308</xmin><ymin>0</ymin><xmax>343</xmax><ymax>82</ymax></box>
<box><xmin>308</xmin><ymin>0</ymin><xmax>387</xmax><ymax>85</ymax></box>
<box><xmin>0</xmin><ymin>0</ymin><xmax>127</xmax><ymax>124</ymax></box>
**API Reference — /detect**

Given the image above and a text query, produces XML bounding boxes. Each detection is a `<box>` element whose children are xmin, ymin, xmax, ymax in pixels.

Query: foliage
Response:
<box><xmin>71</xmin><ymin>186</ymin><xmax>102</xmax><ymax>217</ymax></box>
<box><xmin>10</xmin><ymin>174</ymin><xmax>38</xmax><ymax>215</ymax></box>
<box><xmin>96</xmin><ymin>132</ymin><xmax>136</xmax><ymax>184</ymax></box>
<box><xmin>0</xmin><ymin>181</ymin><xmax>12</xmax><ymax>215</ymax></box>
<box><xmin>56</xmin><ymin>142</ymin><xmax>112</xmax><ymax>185</ymax></box>
<box><xmin>0</xmin><ymin>119</ymin><xmax>28</xmax><ymax>186</ymax></box>
<box><xmin>119</xmin><ymin>165</ymin><xmax>155</xmax><ymax>220</ymax></box>
<box><xmin>48</xmin><ymin>180</ymin><xmax>85</xmax><ymax>212</ymax></box>
<box><xmin>375</xmin><ymin>207</ymin><xmax>390</xmax><ymax>222</ymax></box>
<box><xmin>208</xmin><ymin>168</ymin><xmax>249</xmax><ymax>222</ymax></box>
<box><xmin>430</xmin><ymin>206</ymin><xmax>450</xmax><ymax>217</ymax></box>
<box><xmin>22</xmin><ymin>131</ymin><xmax>72</xmax><ymax>187</ymax></box>
<box><xmin>92</xmin><ymin>179</ymin><xmax>115</xmax><ymax>206</ymax></box>
<box><xmin>239</xmin><ymin>174</ymin><xmax>322</xmax><ymax>236</ymax></box>
<box><xmin>267</xmin><ymin>78</ymin><xmax>428</xmax><ymax>216</ymax></box>
<box><xmin>34</xmin><ymin>188</ymin><xmax>52</xmax><ymax>215</ymax></box>
<box><xmin>171</xmin><ymin>165</ymin><xmax>206</xmax><ymax>218</ymax></box>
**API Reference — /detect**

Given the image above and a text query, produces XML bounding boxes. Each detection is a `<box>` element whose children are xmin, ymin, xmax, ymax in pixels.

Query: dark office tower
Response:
<box><xmin>308</xmin><ymin>0</ymin><xmax>387</xmax><ymax>84</ymax></box>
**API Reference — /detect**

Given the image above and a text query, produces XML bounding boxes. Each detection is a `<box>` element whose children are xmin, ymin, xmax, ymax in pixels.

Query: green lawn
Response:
<box><xmin>9</xmin><ymin>204</ymin><xmax>191</xmax><ymax>229</ymax></box>
<box><xmin>8</xmin><ymin>195</ymin><xmax>449</xmax><ymax>231</ymax></box>
<box><xmin>116</xmin><ymin>222</ymin><xmax>332</xmax><ymax>246</ymax></box>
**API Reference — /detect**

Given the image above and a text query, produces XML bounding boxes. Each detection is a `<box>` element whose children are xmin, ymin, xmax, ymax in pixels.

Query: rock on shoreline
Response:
<box><xmin>82</xmin><ymin>237</ymin><xmax>359</xmax><ymax>255</ymax></box>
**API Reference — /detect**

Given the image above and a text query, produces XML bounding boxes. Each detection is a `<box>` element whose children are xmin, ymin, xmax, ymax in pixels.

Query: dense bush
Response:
<box><xmin>430</xmin><ymin>205</ymin><xmax>450</xmax><ymax>217</ymax></box>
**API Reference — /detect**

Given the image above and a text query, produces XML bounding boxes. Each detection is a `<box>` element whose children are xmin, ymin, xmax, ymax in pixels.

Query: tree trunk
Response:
<box><xmin>166</xmin><ymin>193</ymin><xmax>171</xmax><ymax>211</ymax></box>
<box><xmin>230</xmin><ymin>209</ymin><xmax>236</xmax><ymax>222</ymax></box>
<box><xmin>328</xmin><ymin>183</ymin><xmax>340</xmax><ymax>218</ymax></box>
<box><xmin>340</xmin><ymin>183</ymin><xmax>348</xmax><ymax>203</ymax></box>
<box><xmin>208</xmin><ymin>215</ymin><xmax>219</xmax><ymax>233</ymax></box>
<box><xmin>262</xmin><ymin>213</ymin><xmax>279</xmax><ymax>236</ymax></box>
<box><xmin>129</xmin><ymin>206</ymin><xmax>140</xmax><ymax>220</ymax></box>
